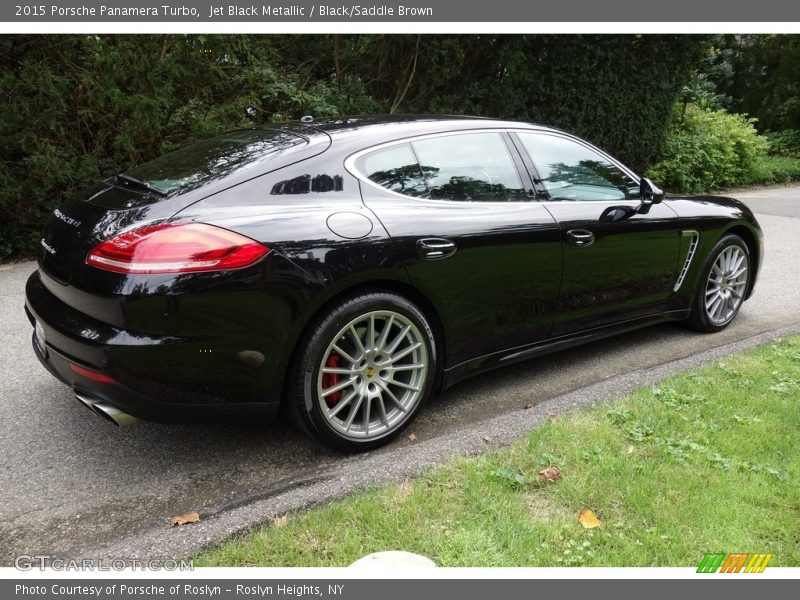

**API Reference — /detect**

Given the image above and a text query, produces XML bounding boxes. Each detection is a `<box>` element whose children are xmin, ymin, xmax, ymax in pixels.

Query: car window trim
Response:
<box><xmin>510</xmin><ymin>129</ymin><xmax>642</xmax><ymax>203</ymax></box>
<box><xmin>506</xmin><ymin>131</ymin><xmax>547</xmax><ymax>200</ymax></box>
<box><xmin>501</xmin><ymin>132</ymin><xmax>538</xmax><ymax>198</ymax></box>
<box><xmin>346</xmin><ymin>128</ymin><xmax>537</xmax><ymax>205</ymax></box>
<box><xmin>406</xmin><ymin>141</ymin><xmax>432</xmax><ymax>198</ymax></box>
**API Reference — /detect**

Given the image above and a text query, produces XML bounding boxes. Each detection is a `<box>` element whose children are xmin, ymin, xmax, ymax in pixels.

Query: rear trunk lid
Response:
<box><xmin>38</xmin><ymin>124</ymin><xmax>330</xmax><ymax>287</ymax></box>
<box><xmin>37</xmin><ymin>185</ymin><xmax>141</xmax><ymax>285</ymax></box>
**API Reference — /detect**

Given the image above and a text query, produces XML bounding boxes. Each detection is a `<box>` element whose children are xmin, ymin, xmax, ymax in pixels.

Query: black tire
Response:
<box><xmin>287</xmin><ymin>290</ymin><xmax>437</xmax><ymax>452</ymax></box>
<box><xmin>687</xmin><ymin>233</ymin><xmax>751</xmax><ymax>333</ymax></box>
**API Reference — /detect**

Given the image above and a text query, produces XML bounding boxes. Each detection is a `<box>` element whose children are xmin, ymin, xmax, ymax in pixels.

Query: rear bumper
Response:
<box><xmin>25</xmin><ymin>270</ymin><xmax>280</xmax><ymax>424</ymax></box>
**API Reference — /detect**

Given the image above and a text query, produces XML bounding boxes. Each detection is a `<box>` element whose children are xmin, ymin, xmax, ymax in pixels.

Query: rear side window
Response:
<box><xmin>358</xmin><ymin>132</ymin><xmax>526</xmax><ymax>202</ymax></box>
<box><xmin>413</xmin><ymin>133</ymin><xmax>525</xmax><ymax>201</ymax></box>
<box><xmin>125</xmin><ymin>129</ymin><xmax>308</xmax><ymax>194</ymax></box>
<box><xmin>363</xmin><ymin>144</ymin><xmax>428</xmax><ymax>197</ymax></box>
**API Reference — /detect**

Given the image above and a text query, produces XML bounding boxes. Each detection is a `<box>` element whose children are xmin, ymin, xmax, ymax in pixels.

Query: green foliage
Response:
<box><xmin>0</xmin><ymin>35</ymin><xmax>359</xmax><ymax>259</ymax></box>
<box><xmin>765</xmin><ymin>129</ymin><xmax>800</xmax><ymax>158</ymax></box>
<box><xmin>0</xmin><ymin>34</ymin><xmax>703</xmax><ymax>259</ymax></box>
<box><xmin>678</xmin><ymin>35</ymin><xmax>736</xmax><ymax>110</ymax></box>
<box><xmin>647</xmin><ymin>102</ymin><xmax>800</xmax><ymax>192</ymax></box>
<box><xmin>676</xmin><ymin>35</ymin><xmax>800</xmax><ymax>138</ymax></box>
<box><xmin>397</xmin><ymin>35</ymin><xmax>701</xmax><ymax>173</ymax></box>
<box><xmin>491</xmin><ymin>467</ymin><xmax>528</xmax><ymax>490</ymax></box>
<box><xmin>748</xmin><ymin>155</ymin><xmax>800</xmax><ymax>185</ymax></box>
<box><xmin>661</xmin><ymin>34</ymin><xmax>800</xmax><ymax>191</ymax></box>
<box><xmin>726</xmin><ymin>35</ymin><xmax>800</xmax><ymax>133</ymax></box>
<box><xmin>647</xmin><ymin>103</ymin><xmax>769</xmax><ymax>192</ymax></box>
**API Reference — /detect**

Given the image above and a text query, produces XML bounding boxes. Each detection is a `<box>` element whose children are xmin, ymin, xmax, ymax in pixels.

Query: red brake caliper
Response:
<box><xmin>321</xmin><ymin>352</ymin><xmax>342</xmax><ymax>406</ymax></box>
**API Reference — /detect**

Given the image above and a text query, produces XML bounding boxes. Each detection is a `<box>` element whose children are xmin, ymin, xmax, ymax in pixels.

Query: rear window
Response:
<box><xmin>125</xmin><ymin>129</ymin><xmax>308</xmax><ymax>194</ymax></box>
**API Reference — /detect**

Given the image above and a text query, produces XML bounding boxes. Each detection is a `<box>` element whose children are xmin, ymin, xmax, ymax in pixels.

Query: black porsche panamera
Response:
<box><xmin>25</xmin><ymin>115</ymin><xmax>763</xmax><ymax>451</ymax></box>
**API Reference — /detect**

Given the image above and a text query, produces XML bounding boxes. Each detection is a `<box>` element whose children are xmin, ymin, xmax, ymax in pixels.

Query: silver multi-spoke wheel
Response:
<box><xmin>704</xmin><ymin>244</ymin><xmax>749</xmax><ymax>326</ymax></box>
<box><xmin>316</xmin><ymin>310</ymin><xmax>428</xmax><ymax>440</ymax></box>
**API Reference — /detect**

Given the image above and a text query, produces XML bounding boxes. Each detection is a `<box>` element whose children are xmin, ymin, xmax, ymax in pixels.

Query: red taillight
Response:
<box><xmin>69</xmin><ymin>362</ymin><xmax>118</xmax><ymax>385</ymax></box>
<box><xmin>86</xmin><ymin>223</ymin><xmax>269</xmax><ymax>274</ymax></box>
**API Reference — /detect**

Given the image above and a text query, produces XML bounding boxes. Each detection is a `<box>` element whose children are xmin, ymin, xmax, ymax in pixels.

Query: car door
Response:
<box><xmin>513</xmin><ymin>131</ymin><xmax>683</xmax><ymax>337</ymax></box>
<box><xmin>350</xmin><ymin>130</ymin><xmax>563</xmax><ymax>368</ymax></box>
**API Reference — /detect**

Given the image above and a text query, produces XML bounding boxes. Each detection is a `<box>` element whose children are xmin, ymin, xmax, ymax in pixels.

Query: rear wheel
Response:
<box><xmin>688</xmin><ymin>234</ymin><xmax>750</xmax><ymax>332</ymax></box>
<box><xmin>288</xmin><ymin>291</ymin><xmax>436</xmax><ymax>452</ymax></box>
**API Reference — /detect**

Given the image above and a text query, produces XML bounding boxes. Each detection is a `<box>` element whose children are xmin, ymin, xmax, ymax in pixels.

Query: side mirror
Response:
<box><xmin>638</xmin><ymin>177</ymin><xmax>664</xmax><ymax>214</ymax></box>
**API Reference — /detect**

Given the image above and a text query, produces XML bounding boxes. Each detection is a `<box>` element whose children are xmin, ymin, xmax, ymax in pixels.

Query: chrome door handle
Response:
<box><xmin>566</xmin><ymin>229</ymin><xmax>595</xmax><ymax>247</ymax></box>
<box><xmin>417</xmin><ymin>238</ymin><xmax>457</xmax><ymax>260</ymax></box>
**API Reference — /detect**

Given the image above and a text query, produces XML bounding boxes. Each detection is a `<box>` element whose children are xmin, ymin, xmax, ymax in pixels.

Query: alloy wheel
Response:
<box><xmin>316</xmin><ymin>310</ymin><xmax>428</xmax><ymax>440</ymax></box>
<box><xmin>704</xmin><ymin>244</ymin><xmax>749</xmax><ymax>326</ymax></box>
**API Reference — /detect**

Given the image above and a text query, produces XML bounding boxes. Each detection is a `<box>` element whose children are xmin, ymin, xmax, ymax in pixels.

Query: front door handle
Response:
<box><xmin>566</xmin><ymin>229</ymin><xmax>595</xmax><ymax>247</ymax></box>
<box><xmin>417</xmin><ymin>238</ymin><xmax>457</xmax><ymax>260</ymax></box>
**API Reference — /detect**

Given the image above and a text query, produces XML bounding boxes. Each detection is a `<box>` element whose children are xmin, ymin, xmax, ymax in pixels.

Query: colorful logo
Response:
<box><xmin>697</xmin><ymin>552</ymin><xmax>773</xmax><ymax>573</ymax></box>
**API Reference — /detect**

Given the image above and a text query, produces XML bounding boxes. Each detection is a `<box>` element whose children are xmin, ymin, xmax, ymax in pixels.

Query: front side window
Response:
<box><xmin>358</xmin><ymin>132</ymin><xmax>526</xmax><ymax>202</ymax></box>
<box><xmin>518</xmin><ymin>133</ymin><xmax>639</xmax><ymax>201</ymax></box>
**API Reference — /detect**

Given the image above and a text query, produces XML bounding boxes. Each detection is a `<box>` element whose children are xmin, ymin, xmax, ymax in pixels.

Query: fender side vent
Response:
<box><xmin>674</xmin><ymin>230</ymin><xmax>700</xmax><ymax>292</ymax></box>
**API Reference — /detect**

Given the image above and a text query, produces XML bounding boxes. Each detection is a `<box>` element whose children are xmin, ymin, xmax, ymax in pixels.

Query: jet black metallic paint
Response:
<box><xmin>24</xmin><ymin>115</ymin><xmax>763</xmax><ymax>428</ymax></box>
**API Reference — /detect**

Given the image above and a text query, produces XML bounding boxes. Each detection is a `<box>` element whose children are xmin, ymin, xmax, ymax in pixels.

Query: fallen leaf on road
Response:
<box><xmin>537</xmin><ymin>466</ymin><xmax>562</xmax><ymax>484</ymax></box>
<box><xmin>578</xmin><ymin>508</ymin><xmax>601</xmax><ymax>529</ymax></box>
<box><xmin>407</xmin><ymin>433</ymin><xmax>417</xmax><ymax>442</ymax></box>
<box><xmin>170</xmin><ymin>511</ymin><xmax>200</xmax><ymax>527</ymax></box>
<box><xmin>525</xmin><ymin>403</ymin><xmax>534</xmax><ymax>410</ymax></box>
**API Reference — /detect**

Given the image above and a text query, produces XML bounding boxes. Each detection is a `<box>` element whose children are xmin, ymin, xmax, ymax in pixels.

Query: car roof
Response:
<box><xmin>167</xmin><ymin>116</ymin><xmax>567</xmax><ymax>202</ymax></box>
<box><xmin>278</xmin><ymin>114</ymin><xmax>561</xmax><ymax>147</ymax></box>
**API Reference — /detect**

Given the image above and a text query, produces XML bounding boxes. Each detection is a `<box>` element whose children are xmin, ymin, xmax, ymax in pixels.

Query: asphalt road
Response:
<box><xmin>1</xmin><ymin>186</ymin><xmax>798</xmax><ymax>564</ymax></box>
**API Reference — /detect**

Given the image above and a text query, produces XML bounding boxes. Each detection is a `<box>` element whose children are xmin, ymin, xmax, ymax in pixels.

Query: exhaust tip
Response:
<box><xmin>92</xmin><ymin>403</ymin><xmax>139</xmax><ymax>427</ymax></box>
<box><xmin>74</xmin><ymin>392</ymin><xmax>138</xmax><ymax>427</ymax></box>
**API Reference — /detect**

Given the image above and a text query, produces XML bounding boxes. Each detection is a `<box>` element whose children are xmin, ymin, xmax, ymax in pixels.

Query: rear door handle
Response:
<box><xmin>417</xmin><ymin>238</ymin><xmax>457</xmax><ymax>260</ymax></box>
<box><xmin>565</xmin><ymin>229</ymin><xmax>595</xmax><ymax>247</ymax></box>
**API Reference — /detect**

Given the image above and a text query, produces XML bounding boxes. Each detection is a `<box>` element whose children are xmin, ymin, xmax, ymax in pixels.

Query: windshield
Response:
<box><xmin>123</xmin><ymin>129</ymin><xmax>308</xmax><ymax>194</ymax></box>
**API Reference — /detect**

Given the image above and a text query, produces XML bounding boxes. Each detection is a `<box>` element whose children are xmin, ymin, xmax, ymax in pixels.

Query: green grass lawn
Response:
<box><xmin>197</xmin><ymin>336</ymin><xmax>800</xmax><ymax>567</ymax></box>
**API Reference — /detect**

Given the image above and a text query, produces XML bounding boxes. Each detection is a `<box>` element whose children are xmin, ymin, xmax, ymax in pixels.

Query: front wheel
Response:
<box><xmin>688</xmin><ymin>234</ymin><xmax>751</xmax><ymax>332</ymax></box>
<box><xmin>288</xmin><ymin>291</ymin><xmax>437</xmax><ymax>452</ymax></box>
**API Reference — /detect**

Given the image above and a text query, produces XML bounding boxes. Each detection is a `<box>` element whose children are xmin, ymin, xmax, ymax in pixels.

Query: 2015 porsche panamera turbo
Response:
<box><xmin>25</xmin><ymin>115</ymin><xmax>763</xmax><ymax>451</ymax></box>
